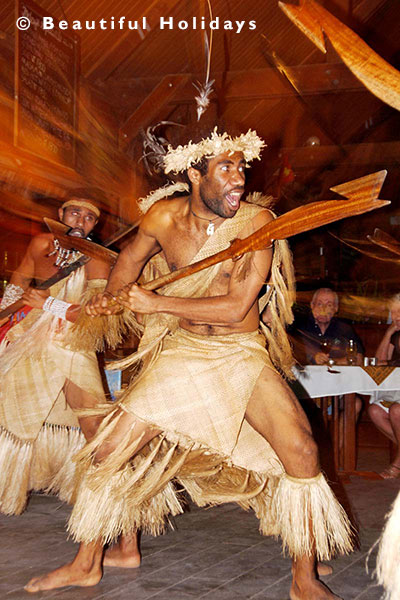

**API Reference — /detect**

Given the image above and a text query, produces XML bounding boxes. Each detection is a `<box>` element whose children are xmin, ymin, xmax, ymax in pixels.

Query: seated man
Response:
<box><xmin>369</xmin><ymin>293</ymin><xmax>400</xmax><ymax>479</ymax></box>
<box><xmin>295</xmin><ymin>288</ymin><xmax>364</xmax><ymax>365</ymax></box>
<box><xmin>292</xmin><ymin>288</ymin><xmax>365</xmax><ymax>428</ymax></box>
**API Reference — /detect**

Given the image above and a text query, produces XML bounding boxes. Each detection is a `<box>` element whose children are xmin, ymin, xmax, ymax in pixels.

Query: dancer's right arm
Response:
<box><xmin>8</xmin><ymin>235</ymin><xmax>49</xmax><ymax>290</ymax></box>
<box><xmin>86</xmin><ymin>205</ymin><xmax>162</xmax><ymax>316</ymax></box>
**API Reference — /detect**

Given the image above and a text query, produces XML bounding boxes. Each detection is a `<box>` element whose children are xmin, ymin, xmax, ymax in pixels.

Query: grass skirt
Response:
<box><xmin>0</xmin><ymin>423</ymin><xmax>85</xmax><ymax>515</ymax></box>
<box><xmin>377</xmin><ymin>490</ymin><xmax>400</xmax><ymax>599</ymax></box>
<box><xmin>68</xmin><ymin>329</ymin><xmax>353</xmax><ymax>560</ymax></box>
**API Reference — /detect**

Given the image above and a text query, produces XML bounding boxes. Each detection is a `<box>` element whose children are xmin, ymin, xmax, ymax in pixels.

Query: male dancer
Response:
<box><xmin>26</xmin><ymin>129</ymin><xmax>352</xmax><ymax>599</ymax></box>
<box><xmin>0</xmin><ymin>191</ymin><xmax>111</xmax><ymax>515</ymax></box>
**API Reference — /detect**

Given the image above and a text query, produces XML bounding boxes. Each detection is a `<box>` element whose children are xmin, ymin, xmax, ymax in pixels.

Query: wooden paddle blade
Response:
<box><xmin>232</xmin><ymin>170</ymin><xmax>389</xmax><ymax>254</ymax></box>
<box><xmin>330</xmin><ymin>170</ymin><xmax>387</xmax><ymax>199</ymax></box>
<box><xmin>279</xmin><ymin>0</ymin><xmax>400</xmax><ymax>112</ymax></box>
<box><xmin>371</xmin><ymin>228</ymin><xmax>400</xmax><ymax>247</ymax></box>
<box><xmin>330</xmin><ymin>231</ymin><xmax>400</xmax><ymax>264</ymax></box>
<box><xmin>44</xmin><ymin>218</ymin><xmax>70</xmax><ymax>236</ymax></box>
<box><xmin>142</xmin><ymin>172</ymin><xmax>389</xmax><ymax>292</ymax></box>
<box><xmin>279</xmin><ymin>0</ymin><xmax>327</xmax><ymax>53</ymax></box>
<box><xmin>230</xmin><ymin>197</ymin><xmax>389</xmax><ymax>257</ymax></box>
<box><xmin>44</xmin><ymin>218</ymin><xmax>118</xmax><ymax>265</ymax></box>
<box><xmin>0</xmin><ymin>299</ymin><xmax>25</xmax><ymax>321</ymax></box>
<box><xmin>368</xmin><ymin>228</ymin><xmax>400</xmax><ymax>257</ymax></box>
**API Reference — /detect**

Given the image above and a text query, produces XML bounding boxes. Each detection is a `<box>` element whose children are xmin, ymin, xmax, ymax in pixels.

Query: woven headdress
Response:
<box><xmin>138</xmin><ymin>127</ymin><xmax>265</xmax><ymax>214</ymax></box>
<box><xmin>61</xmin><ymin>199</ymin><xmax>100</xmax><ymax>218</ymax></box>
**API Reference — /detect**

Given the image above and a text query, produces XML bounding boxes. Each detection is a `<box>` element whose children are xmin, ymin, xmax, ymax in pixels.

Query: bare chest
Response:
<box><xmin>157</xmin><ymin>224</ymin><xmax>211</xmax><ymax>271</ymax></box>
<box><xmin>157</xmin><ymin>224</ymin><xmax>234</xmax><ymax>292</ymax></box>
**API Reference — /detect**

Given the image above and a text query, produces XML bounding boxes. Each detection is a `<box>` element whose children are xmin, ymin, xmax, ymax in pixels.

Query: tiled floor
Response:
<box><xmin>0</xmin><ymin>449</ymin><xmax>399</xmax><ymax>599</ymax></box>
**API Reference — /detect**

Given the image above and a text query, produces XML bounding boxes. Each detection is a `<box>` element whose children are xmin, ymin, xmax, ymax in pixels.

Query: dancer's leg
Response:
<box><xmin>245</xmin><ymin>367</ymin><xmax>344</xmax><ymax>600</ymax></box>
<box><xmin>25</xmin><ymin>409</ymin><xmax>160</xmax><ymax>591</ymax></box>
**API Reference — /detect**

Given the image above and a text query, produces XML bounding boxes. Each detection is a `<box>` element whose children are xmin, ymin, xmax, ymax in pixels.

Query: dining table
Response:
<box><xmin>292</xmin><ymin>364</ymin><xmax>400</xmax><ymax>477</ymax></box>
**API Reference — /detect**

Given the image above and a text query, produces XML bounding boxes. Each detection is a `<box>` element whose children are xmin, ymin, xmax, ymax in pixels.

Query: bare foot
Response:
<box><xmin>291</xmin><ymin>578</ymin><xmax>343</xmax><ymax>600</ymax></box>
<box><xmin>103</xmin><ymin>543</ymin><xmax>141</xmax><ymax>568</ymax></box>
<box><xmin>317</xmin><ymin>562</ymin><xmax>333</xmax><ymax>576</ymax></box>
<box><xmin>24</xmin><ymin>562</ymin><xmax>102</xmax><ymax>593</ymax></box>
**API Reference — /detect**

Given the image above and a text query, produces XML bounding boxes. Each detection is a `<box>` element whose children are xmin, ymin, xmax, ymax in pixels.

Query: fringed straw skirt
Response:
<box><xmin>68</xmin><ymin>328</ymin><xmax>354</xmax><ymax>560</ymax></box>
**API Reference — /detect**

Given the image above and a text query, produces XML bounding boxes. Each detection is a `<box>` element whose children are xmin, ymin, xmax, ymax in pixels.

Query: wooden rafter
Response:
<box><xmin>279</xmin><ymin>0</ymin><xmax>400</xmax><ymax>111</ymax></box>
<box><xmin>84</xmin><ymin>0</ymin><xmax>185</xmax><ymax>81</ymax></box>
<box><xmin>108</xmin><ymin>63</ymin><xmax>366</xmax><ymax>110</ymax></box>
<box><xmin>119</xmin><ymin>74</ymin><xmax>190</xmax><ymax>150</ymax></box>
<box><xmin>282</xmin><ymin>141</ymin><xmax>400</xmax><ymax>169</ymax></box>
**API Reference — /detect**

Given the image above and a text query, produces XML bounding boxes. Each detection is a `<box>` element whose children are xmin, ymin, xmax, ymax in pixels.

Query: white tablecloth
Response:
<box><xmin>292</xmin><ymin>365</ymin><xmax>400</xmax><ymax>399</ymax></box>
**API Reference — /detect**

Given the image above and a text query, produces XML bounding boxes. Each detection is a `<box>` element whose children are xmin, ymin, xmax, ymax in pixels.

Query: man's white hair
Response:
<box><xmin>311</xmin><ymin>288</ymin><xmax>339</xmax><ymax>308</ymax></box>
<box><xmin>389</xmin><ymin>293</ymin><xmax>400</xmax><ymax>306</ymax></box>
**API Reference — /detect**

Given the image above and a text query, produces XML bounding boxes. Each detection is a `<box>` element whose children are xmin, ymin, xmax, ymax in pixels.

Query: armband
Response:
<box><xmin>42</xmin><ymin>296</ymin><xmax>72</xmax><ymax>320</ymax></box>
<box><xmin>0</xmin><ymin>284</ymin><xmax>24</xmax><ymax>309</ymax></box>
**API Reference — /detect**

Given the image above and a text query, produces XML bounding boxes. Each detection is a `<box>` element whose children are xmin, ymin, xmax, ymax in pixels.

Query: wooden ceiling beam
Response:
<box><xmin>119</xmin><ymin>74</ymin><xmax>191</xmax><ymax>150</ymax></box>
<box><xmin>107</xmin><ymin>63</ymin><xmax>365</xmax><ymax>108</ymax></box>
<box><xmin>282</xmin><ymin>141</ymin><xmax>400</xmax><ymax>169</ymax></box>
<box><xmin>192</xmin><ymin>63</ymin><xmax>365</xmax><ymax>101</ymax></box>
<box><xmin>84</xmin><ymin>0</ymin><xmax>185</xmax><ymax>82</ymax></box>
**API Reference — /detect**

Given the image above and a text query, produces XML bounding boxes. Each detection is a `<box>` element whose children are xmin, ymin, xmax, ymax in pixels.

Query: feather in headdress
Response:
<box><xmin>141</xmin><ymin>121</ymin><xmax>183</xmax><ymax>176</ymax></box>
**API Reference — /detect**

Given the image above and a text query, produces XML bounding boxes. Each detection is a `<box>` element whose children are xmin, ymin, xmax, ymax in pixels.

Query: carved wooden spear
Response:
<box><xmin>141</xmin><ymin>170</ymin><xmax>389</xmax><ymax>292</ymax></box>
<box><xmin>279</xmin><ymin>0</ymin><xmax>400</xmax><ymax>112</ymax></box>
<box><xmin>368</xmin><ymin>228</ymin><xmax>400</xmax><ymax>257</ymax></box>
<box><xmin>42</xmin><ymin>219</ymin><xmax>118</xmax><ymax>265</ymax></box>
<box><xmin>1</xmin><ymin>170</ymin><xmax>388</xmax><ymax>321</ymax></box>
<box><xmin>0</xmin><ymin>224</ymin><xmax>119</xmax><ymax>321</ymax></box>
<box><xmin>0</xmin><ymin>256</ymin><xmax>91</xmax><ymax>321</ymax></box>
<box><xmin>329</xmin><ymin>231</ymin><xmax>400</xmax><ymax>264</ymax></box>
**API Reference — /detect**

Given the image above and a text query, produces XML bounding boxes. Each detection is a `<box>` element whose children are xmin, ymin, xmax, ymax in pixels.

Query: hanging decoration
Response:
<box><xmin>193</xmin><ymin>0</ymin><xmax>215</xmax><ymax>121</ymax></box>
<box><xmin>279</xmin><ymin>0</ymin><xmax>400</xmax><ymax>112</ymax></box>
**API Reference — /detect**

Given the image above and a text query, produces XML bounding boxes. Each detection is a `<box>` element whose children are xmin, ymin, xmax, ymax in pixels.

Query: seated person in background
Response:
<box><xmin>297</xmin><ymin>288</ymin><xmax>364</xmax><ymax>365</ymax></box>
<box><xmin>293</xmin><ymin>288</ymin><xmax>364</xmax><ymax>441</ymax></box>
<box><xmin>369</xmin><ymin>293</ymin><xmax>400</xmax><ymax>479</ymax></box>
